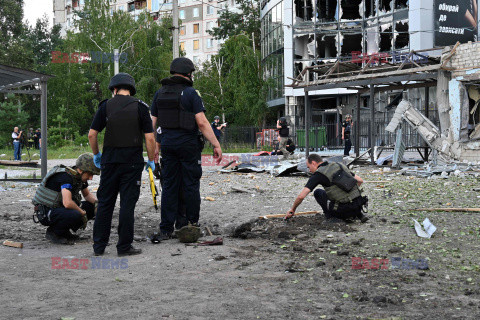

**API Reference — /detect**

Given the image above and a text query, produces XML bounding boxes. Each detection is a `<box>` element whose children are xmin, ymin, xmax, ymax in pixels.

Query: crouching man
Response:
<box><xmin>32</xmin><ymin>153</ymin><xmax>99</xmax><ymax>244</ymax></box>
<box><xmin>285</xmin><ymin>154</ymin><xmax>369</xmax><ymax>222</ymax></box>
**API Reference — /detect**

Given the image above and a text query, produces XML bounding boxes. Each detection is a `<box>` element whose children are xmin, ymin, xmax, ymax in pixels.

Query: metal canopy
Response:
<box><xmin>293</xmin><ymin>49</ymin><xmax>444</xmax><ymax>163</ymax></box>
<box><xmin>0</xmin><ymin>64</ymin><xmax>54</xmax><ymax>178</ymax></box>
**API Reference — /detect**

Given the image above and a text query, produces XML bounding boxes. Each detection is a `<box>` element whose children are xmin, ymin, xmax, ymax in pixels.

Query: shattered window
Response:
<box><xmin>394</xmin><ymin>21</ymin><xmax>409</xmax><ymax>49</ymax></box>
<box><xmin>365</xmin><ymin>0</ymin><xmax>375</xmax><ymax>18</ymax></box>
<box><xmin>379</xmin><ymin>25</ymin><xmax>393</xmax><ymax>52</ymax></box>
<box><xmin>341</xmin><ymin>0</ymin><xmax>362</xmax><ymax>20</ymax></box>
<box><xmin>317</xmin><ymin>0</ymin><xmax>338</xmax><ymax>22</ymax></box>
<box><xmin>467</xmin><ymin>84</ymin><xmax>480</xmax><ymax>140</ymax></box>
<box><xmin>396</xmin><ymin>0</ymin><xmax>408</xmax><ymax>10</ymax></box>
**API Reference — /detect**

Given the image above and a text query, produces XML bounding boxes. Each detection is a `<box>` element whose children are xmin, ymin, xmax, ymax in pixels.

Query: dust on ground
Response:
<box><xmin>1</xmin><ymin>159</ymin><xmax>480</xmax><ymax>319</ymax></box>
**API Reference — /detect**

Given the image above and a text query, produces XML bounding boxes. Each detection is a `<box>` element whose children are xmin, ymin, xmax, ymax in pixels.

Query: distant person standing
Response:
<box><xmin>276</xmin><ymin>117</ymin><xmax>289</xmax><ymax>160</ymax></box>
<box><xmin>35</xmin><ymin>128</ymin><xmax>42</xmax><ymax>159</ymax></box>
<box><xmin>342</xmin><ymin>114</ymin><xmax>353</xmax><ymax>157</ymax></box>
<box><xmin>211</xmin><ymin>116</ymin><xmax>226</xmax><ymax>143</ymax></box>
<box><xmin>11</xmin><ymin>127</ymin><xmax>23</xmax><ymax>161</ymax></box>
<box><xmin>34</xmin><ymin>128</ymin><xmax>40</xmax><ymax>149</ymax></box>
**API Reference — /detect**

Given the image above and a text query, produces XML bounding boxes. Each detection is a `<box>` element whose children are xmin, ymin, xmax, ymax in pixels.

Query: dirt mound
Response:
<box><xmin>230</xmin><ymin>215</ymin><xmax>356</xmax><ymax>240</ymax></box>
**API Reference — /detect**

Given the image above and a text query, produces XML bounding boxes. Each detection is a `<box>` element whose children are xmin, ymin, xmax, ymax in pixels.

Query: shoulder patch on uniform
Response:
<box><xmin>195</xmin><ymin>90</ymin><xmax>202</xmax><ymax>97</ymax></box>
<box><xmin>138</xmin><ymin>100</ymin><xmax>150</xmax><ymax>109</ymax></box>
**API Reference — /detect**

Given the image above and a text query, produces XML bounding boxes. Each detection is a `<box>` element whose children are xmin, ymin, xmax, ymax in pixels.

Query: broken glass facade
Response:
<box><xmin>292</xmin><ymin>0</ymin><xmax>411</xmax><ymax>78</ymax></box>
<box><xmin>261</xmin><ymin>1</ymin><xmax>285</xmax><ymax>101</ymax></box>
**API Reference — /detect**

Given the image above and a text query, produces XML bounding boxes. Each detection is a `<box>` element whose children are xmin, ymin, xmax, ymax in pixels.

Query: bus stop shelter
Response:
<box><xmin>0</xmin><ymin>64</ymin><xmax>53</xmax><ymax>178</ymax></box>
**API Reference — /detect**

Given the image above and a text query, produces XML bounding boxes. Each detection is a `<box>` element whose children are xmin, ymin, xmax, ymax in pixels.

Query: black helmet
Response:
<box><xmin>170</xmin><ymin>57</ymin><xmax>195</xmax><ymax>75</ymax></box>
<box><xmin>214</xmin><ymin>115</ymin><xmax>220</xmax><ymax>120</ymax></box>
<box><xmin>279</xmin><ymin>117</ymin><xmax>286</xmax><ymax>123</ymax></box>
<box><xmin>108</xmin><ymin>73</ymin><xmax>136</xmax><ymax>96</ymax></box>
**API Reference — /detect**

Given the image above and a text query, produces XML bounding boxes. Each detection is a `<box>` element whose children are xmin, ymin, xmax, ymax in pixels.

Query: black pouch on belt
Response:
<box><xmin>33</xmin><ymin>204</ymin><xmax>51</xmax><ymax>226</ymax></box>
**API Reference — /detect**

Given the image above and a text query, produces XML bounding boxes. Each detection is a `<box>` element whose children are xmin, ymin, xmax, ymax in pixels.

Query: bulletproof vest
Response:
<box><xmin>33</xmin><ymin>165</ymin><xmax>83</xmax><ymax>208</ymax></box>
<box><xmin>155</xmin><ymin>84</ymin><xmax>196</xmax><ymax>131</ymax></box>
<box><xmin>316</xmin><ymin>162</ymin><xmax>361</xmax><ymax>204</ymax></box>
<box><xmin>104</xmin><ymin>95</ymin><xmax>143</xmax><ymax>147</ymax></box>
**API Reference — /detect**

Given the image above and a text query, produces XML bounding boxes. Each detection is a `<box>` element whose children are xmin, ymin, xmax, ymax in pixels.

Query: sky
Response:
<box><xmin>23</xmin><ymin>0</ymin><xmax>54</xmax><ymax>27</ymax></box>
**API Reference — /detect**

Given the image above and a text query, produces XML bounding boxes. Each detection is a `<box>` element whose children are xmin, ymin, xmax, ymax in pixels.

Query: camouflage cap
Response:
<box><xmin>76</xmin><ymin>153</ymin><xmax>100</xmax><ymax>175</ymax></box>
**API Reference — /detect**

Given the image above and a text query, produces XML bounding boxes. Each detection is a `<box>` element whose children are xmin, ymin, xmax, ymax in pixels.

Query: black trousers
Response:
<box><xmin>93</xmin><ymin>163</ymin><xmax>143</xmax><ymax>253</ymax></box>
<box><xmin>48</xmin><ymin>201</ymin><xmax>95</xmax><ymax>238</ymax></box>
<box><xmin>344</xmin><ymin>137</ymin><xmax>352</xmax><ymax>156</ymax></box>
<box><xmin>160</xmin><ymin>143</ymin><xmax>202</xmax><ymax>234</ymax></box>
<box><xmin>313</xmin><ymin>189</ymin><xmax>361</xmax><ymax>220</ymax></box>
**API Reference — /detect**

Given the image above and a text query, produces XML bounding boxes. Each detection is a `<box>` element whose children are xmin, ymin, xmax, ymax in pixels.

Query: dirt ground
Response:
<box><xmin>1</xmin><ymin>157</ymin><xmax>480</xmax><ymax>319</ymax></box>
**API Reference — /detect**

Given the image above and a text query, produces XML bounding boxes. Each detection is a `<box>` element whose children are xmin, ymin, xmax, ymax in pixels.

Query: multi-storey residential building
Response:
<box><xmin>53</xmin><ymin>0</ymin><xmax>239</xmax><ymax>66</ymax></box>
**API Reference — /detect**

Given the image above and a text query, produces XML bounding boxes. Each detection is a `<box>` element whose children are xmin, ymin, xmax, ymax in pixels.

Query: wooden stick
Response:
<box><xmin>258</xmin><ymin>211</ymin><xmax>320</xmax><ymax>219</ymax></box>
<box><xmin>205</xmin><ymin>226</ymin><xmax>213</xmax><ymax>236</ymax></box>
<box><xmin>413</xmin><ymin>208</ymin><xmax>480</xmax><ymax>212</ymax></box>
<box><xmin>3</xmin><ymin>240</ymin><xmax>23</xmax><ymax>248</ymax></box>
<box><xmin>363</xmin><ymin>181</ymin><xmax>392</xmax><ymax>183</ymax></box>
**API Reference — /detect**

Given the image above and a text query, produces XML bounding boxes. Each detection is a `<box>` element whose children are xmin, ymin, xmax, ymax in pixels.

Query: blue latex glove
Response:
<box><xmin>145</xmin><ymin>160</ymin><xmax>155</xmax><ymax>172</ymax></box>
<box><xmin>93</xmin><ymin>152</ymin><xmax>102</xmax><ymax>168</ymax></box>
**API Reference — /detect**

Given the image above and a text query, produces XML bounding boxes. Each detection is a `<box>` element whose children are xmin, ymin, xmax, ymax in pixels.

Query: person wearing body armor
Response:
<box><xmin>32</xmin><ymin>153</ymin><xmax>99</xmax><ymax>244</ymax></box>
<box><xmin>88</xmin><ymin>73</ymin><xmax>156</xmax><ymax>256</ymax></box>
<box><xmin>276</xmin><ymin>117</ymin><xmax>290</xmax><ymax>160</ymax></box>
<box><xmin>211</xmin><ymin>115</ymin><xmax>226</xmax><ymax>142</ymax></box>
<box><xmin>150</xmin><ymin>57</ymin><xmax>222</xmax><ymax>240</ymax></box>
<box><xmin>285</xmin><ymin>154</ymin><xmax>369</xmax><ymax>222</ymax></box>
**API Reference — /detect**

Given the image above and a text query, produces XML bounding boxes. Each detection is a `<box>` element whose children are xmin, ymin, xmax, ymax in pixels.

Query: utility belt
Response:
<box><xmin>33</xmin><ymin>204</ymin><xmax>52</xmax><ymax>226</ymax></box>
<box><xmin>329</xmin><ymin>195</ymin><xmax>368</xmax><ymax>213</ymax></box>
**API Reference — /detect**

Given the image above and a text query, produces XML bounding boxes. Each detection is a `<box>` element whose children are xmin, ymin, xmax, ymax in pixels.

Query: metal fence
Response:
<box><xmin>220</xmin><ymin>117</ymin><xmax>440</xmax><ymax>151</ymax></box>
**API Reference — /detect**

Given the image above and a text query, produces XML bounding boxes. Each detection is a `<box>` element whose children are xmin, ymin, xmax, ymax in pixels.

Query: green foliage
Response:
<box><xmin>42</xmin><ymin>0</ymin><xmax>173</xmax><ymax>147</ymax></box>
<box><xmin>195</xmin><ymin>34</ymin><xmax>270</xmax><ymax>126</ymax></box>
<box><xmin>0</xmin><ymin>97</ymin><xmax>29</xmax><ymax>147</ymax></box>
<box><xmin>208</xmin><ymin>0</ymin><xmax>261</xmax><ymax>50</ymax></box>
<box><xmin>0</xmin><ymin>0</ymin><xmax>28</xmax><ymax>67</ymax></box>
<box><xmin>25</xmin><ymin>17</ymin><xmax>63</xmax><ymax>69</ymax></box>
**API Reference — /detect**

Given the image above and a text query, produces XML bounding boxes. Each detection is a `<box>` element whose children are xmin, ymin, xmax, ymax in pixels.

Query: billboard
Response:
<box><xmin>434</xmin><ymin>0</ymin><xmax>478</xmax><ymax>47</ymax></box>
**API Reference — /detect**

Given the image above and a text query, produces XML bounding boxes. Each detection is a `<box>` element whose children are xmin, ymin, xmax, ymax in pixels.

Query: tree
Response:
<box><xmin>195</xmin><ymin>34</ymin><xmax>270</xmax><ymax>127</ymax></box>
<box><xmin>208</xmin><ymin>0</ymin><xmax>261</xmax><ymax>51</ymax></box>
<box><xmin>0</xmin><ymin>97</ymin><xmax>28</xmax><ymax>148</ymax></box>
<box><xmin>44</xmin><ymin>0</ymin><xmax>173</xmax><ymax>142</ymax></box>
<box><xmin>25</xmin><ymin>17</ymin><xmax>63</xmax><ymax>69</ymax></box>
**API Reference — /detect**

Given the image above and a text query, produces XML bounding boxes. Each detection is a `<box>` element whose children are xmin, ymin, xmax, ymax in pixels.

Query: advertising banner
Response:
<box><xmin>434</xmin><ymin>0</ymin><xmax>478</xmax><ymax>47</ymax></box>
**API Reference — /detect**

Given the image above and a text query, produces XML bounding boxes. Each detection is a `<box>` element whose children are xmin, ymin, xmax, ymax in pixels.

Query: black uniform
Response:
<box><xmin>151</xmin><ymin>76</ymin><xmax>205</xmax><ymax>235</ymax></box>
<box><xmin>43</xmin><ymin>172</ymin><xmax>95</xmax><ymax>238</ymax></box>
<box><xmin>90</xmin><ymin>95</ymin><xmax>153</xmax><ymax>254</ymax></box>
<box><xmin>305</xmin><ymin>161</ymin><xmax>364</xmax><ymax>220</ymax></box>
<box><xmin>342</xmin><ymin>120</ymin><xmax>352</xmax><ymax>156</ymax></box>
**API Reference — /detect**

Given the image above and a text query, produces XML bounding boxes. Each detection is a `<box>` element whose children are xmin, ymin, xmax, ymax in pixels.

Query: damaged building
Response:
<box><xmin>260</xmin><ymin>0</ymin><xmax>480</xmax><ymax>156</ymax></box>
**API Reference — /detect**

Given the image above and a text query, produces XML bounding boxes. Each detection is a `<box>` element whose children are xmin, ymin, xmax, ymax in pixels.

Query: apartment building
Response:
<box><xmin>53</xmin><ymin>0</ymin><xmax>239</xmax><ymax>66</ymax></box>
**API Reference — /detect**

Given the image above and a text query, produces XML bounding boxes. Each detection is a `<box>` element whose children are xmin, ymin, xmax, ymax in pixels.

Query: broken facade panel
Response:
<box><xmin>394</xmin><ymin>20</ymin><xmax>409</xmax><ymax>49</ymax></box>
<box><xmin>395</xmin><ymin>0</ymin><xmax>408</xmax><ymax>10</ymax></box>
<box><xmin>379</xmin><ymin>25</ymin><xmax>393</xmax><ymax>52</ymax></box>
<box><xmin>364</xmin><ymin>0</ymin><xmax>376</xmax><ymax>18</ymax></box>
<box><xmin>340</xmin><ymin>0</ymin><xmax>362</xmax><ymax>20</ymax></box>
<box><xmin>294</xmin><ymin>0</ymin><xmax>314</xmax><ymax>20</ymax></box>
<box><xmin>378</xmin><ymin>0</ymin><xmax>392</xmax><ymax>12</ymax></box>
<box><xmin>316</xmin><ymin>34</ymin><xmax>337</xmax><ymax>58</ymax></box>
<box><xmin>317</xmin><ymin>0</ymin><xmax>338</xmax><ymax>22</ymax></box>
<box><xmin>341</xmin><ymin>33</ymin><xmax>363</xmax><ymax>57</ymax></box>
